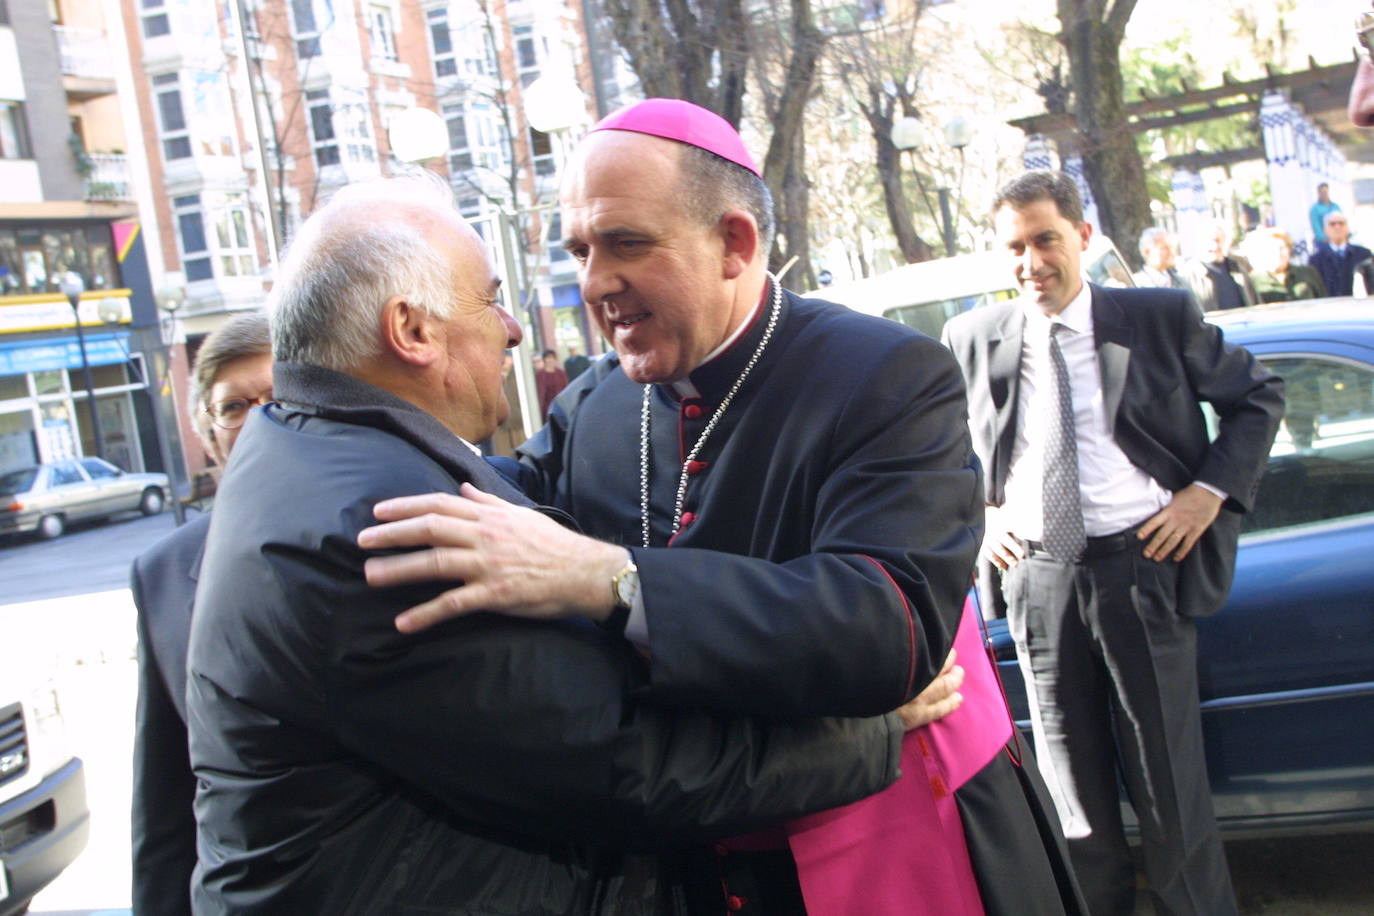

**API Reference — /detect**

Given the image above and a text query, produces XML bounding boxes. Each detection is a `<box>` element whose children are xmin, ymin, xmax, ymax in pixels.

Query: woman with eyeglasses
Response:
<box><xmin>130</xmin><ymin>311</ymin><xmax>271</xmax><ymax>916</ymax></box>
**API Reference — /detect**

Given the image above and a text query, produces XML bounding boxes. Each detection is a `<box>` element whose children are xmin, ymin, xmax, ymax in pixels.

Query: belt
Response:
<box><xmin>1023</xmin><ymin>525</ymin><xmax>1141</xmax><ymax>561</ymax></box>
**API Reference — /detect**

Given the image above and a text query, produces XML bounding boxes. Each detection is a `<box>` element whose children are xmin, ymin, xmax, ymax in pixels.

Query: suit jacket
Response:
<box><xmin>1182</xmin><ymin>256</ymin><xmax>1258</xmax><ymax>311</ymax></box>
<box><xmin>1308</xmin><ymin>242</ymin><xmax>1373</xmax><ymax>297</ymax></box>
<box><xmin>186</xmin><ymin>363</ymin><xmax>901</xmax><ymax>914</ymax></box>
<box><xmin>942</xmin><ymin>284</ymin><xmax>1284</xmax><ymax>618</ymax></box>
<box><xmin>130</xmin><ymin>513</ymin><xmax>210</xmax><ymax>916</ymax></box>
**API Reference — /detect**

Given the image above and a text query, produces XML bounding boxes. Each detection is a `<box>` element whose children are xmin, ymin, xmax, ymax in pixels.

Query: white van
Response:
<box><xmin>0</xmin><ymin>655</ymin><xmax>88</xmax><ymax>915</ymax></box>
<box><xmin>814</xmin><ymin>236</ymin><xmax>1133</xmax><ymax>340</ymax></box>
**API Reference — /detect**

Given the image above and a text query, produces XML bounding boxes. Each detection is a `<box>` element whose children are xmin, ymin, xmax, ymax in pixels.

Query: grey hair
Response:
<box><xmin>1138</xmin><ymin>226</ymin><xmax>1173</xmax><ymax>253</ymax></box>
<box><xmin>268</xmin><ymin>172</ymin><xmax>461</xmax><ymax>371</ymax></box>
<box><xmin>678</xmin><ymin>144</ymin><xmax>776</xmax><ymax>255</ymax></box>
<box><xmin>187</xmin><ymin>310</ymin><xmax>271</xmax><ymax>438</ymax></box>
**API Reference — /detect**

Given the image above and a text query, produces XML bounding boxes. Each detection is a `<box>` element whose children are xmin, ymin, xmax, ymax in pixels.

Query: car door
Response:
<box><xmin>1196</xmin><ymin>342</ymin><xmax>1374</xmax><ymax>828</ymax></box>
<box><xmin>47</xmin><ymin>461</ymin><xmax>100</xmax><ymax>522</ymax></box>
<box><xmin>80</xmin><ymin>457</ymin><xmax>131</xmax><ymax>515</ymax></box>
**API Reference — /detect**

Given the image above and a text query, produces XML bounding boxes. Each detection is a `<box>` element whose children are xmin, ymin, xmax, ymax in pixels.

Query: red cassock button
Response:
<box><xmin>683</xmin><ymin>403</ymin><xmax>705</xmax><ymax>420</ymax></box>
<box><xmin>679</xmin><ymin>512</ymin><xmax>697</xmax><ymax>526</ymax></box>
<box><xmin>685</xmin><ymin>460</ymin><xmax>708</xmax><ymax>476</ymax></box>
<box><xmin>726</xmin><ymin>895</ymin><xmax>746</xmax><ymax>912</ymax></box>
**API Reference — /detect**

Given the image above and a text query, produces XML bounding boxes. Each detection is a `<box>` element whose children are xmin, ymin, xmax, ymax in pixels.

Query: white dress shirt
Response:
<box><xmin>1001</xmin><ymin>281</ymin><xmax>1172</xmax><ymax>540</ymax></box>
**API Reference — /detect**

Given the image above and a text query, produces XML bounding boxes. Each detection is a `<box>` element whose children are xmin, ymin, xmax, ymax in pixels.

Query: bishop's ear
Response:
<box><xmin>379</xmin><ymin>296</ymin><xmax>441</xmax><ymax>368</ymax></box>
<box><xmin>719</xmin><ymin>209</ymin><xmax>761</xmax><ymax>279</ymax></box>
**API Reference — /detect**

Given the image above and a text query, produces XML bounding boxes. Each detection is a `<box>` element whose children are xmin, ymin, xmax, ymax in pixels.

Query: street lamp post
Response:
<box><xmin>891</xmin><ymin>115</ymin><xmax>975</xmax><ymax>258</ymax></box>
<box><xmin>100</xmin><ymin>295</ymin><xmax>187</xmax><ymax>526</ymax></box>
<box><xmin>58</xmin><ymin>271</ymin><xmax>105</xmax><ymax>459</ymax></box>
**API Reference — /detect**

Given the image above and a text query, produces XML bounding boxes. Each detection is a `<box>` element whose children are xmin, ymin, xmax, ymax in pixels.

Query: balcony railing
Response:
<box><xmin>55</xmin><ymin>26</ymin><xmax>114</xmax><ymax>80</ymax></box>
<box><xmin>84</xmin><ymin>154</ymin><xmax>131</xmax><ymax>201</ymax></box>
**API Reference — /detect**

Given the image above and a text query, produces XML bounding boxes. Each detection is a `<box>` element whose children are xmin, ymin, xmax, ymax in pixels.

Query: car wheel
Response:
<box><xmin>139</xmin><ymin>487</ymin><xmax>165</xmax><ymax>516</ymax></box>
<box><xmin>38</xmin><ymin>514</ymin><xmax>64</xmax><ymax>540</ymax></box>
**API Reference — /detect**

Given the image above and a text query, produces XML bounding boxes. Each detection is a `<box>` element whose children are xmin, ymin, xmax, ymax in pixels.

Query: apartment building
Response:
<box><xmin>0</xmin><ymin>0</ymin><xmax>180</xmax><ymax>484</ymax></box>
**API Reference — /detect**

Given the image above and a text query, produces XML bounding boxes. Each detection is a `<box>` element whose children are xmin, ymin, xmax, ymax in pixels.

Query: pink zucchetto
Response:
<box><xmin>588</xmin><ymin>98</ymin><xmax>761</xmax><ymax>177</ymax></box>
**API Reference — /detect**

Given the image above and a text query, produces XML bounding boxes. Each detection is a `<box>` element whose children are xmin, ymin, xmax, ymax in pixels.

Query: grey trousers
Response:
<box><xmin>1003</xmin><ymin>544</ymin><xmax>1237</xmax><ymax>916</ymax></box>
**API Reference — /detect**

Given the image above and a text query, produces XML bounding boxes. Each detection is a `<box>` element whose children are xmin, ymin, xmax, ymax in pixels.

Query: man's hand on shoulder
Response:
<box><xmin>357</xmin><ymin>483</ymin><xmax>627</xmax><ymax>633</ymax></box>
<box><xmin>1136</xmin><ymin>483</ymin><xmax>1224</xmax><ymax>562</ymax></box>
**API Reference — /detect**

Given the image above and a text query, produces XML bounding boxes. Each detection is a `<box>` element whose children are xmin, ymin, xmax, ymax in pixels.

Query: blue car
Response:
<box><xmin>985</xmin><ymin>297</ymin><xmax>1374</xmax><ymax>833</ymax></box>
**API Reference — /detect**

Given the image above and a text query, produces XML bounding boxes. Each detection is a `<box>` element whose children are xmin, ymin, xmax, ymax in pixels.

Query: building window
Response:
<box><xmin>307</xmin><ymin>91</ymin><xmax>374</xmax><ymax>167</ymax></box>
<box><xmin>209</xmin><ymin>193</ymin><xmax>256</xmax><ymax>277</ymax></box>
<box><xmin>291</xmin><ymin>0</ymin><xmax>322</xmax><ymax>59</ymax></box>
<box><xmin>0</xmin><ymin>101</ymin><xmax>31</xmax><ymax>159</ymax></box>
<box><xmin>0</xmin><ymin>226</ymin><xmax>116</xmax><ymax>296</ymax></box>
<box><xmin>173</xmin><ymin>195</ymin><xmax>212</xmax><ymax>282</ymax></box>
<box><xmin>513</xmin><ymin>24</ymin><xmax>542</xmax><ymax>88</ymax></box>
<box><xmin>529</xmin><ymin>127</ymin><xmax>554</xmax><ymax>176</ymax></box>
<box><xmin>153</xmin><ymin>73</ymin><xmax>191</xmax><ymax>160</ymax></box>
<box><xmin>548</xmin><ymin>211</ymin><xmax>569</xmax><ymax>262</ymax></box>
<box><xmin>307</xmin><ymin>90</ymin><xmax>339</xmax><ymax>167</ymax></box>
<box><xmin>140</xmin><ymin>0</ymin><xmax>170</xmax><ymax>38</ymax></box>
<box><xmin>369</xmin><ymin>4</ymin><xmax>396</xmax><ymax>61</ymax></box>
<box><xmin>426</xmin><ymin>7</ymin><xmax>454</xmax><ymax>77</ymax></box>
<box><xmin>443</xmin><ymin>101</ymin><xmax>501</xmax><ymax>174</ymax></box>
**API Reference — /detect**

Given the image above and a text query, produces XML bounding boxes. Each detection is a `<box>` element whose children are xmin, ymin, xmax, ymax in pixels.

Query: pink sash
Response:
<box><xmin>785</xmin><ymin>596</ymin><xmax>1012</xmax><ymax>915</ymax></box>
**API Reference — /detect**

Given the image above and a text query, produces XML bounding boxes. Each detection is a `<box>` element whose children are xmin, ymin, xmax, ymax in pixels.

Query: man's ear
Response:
<box><xmin>379</xmin><ymin>295</ymin><xmax>441</xmax><ymax>367</ymax></box>
<box><xmin>720</xmin><ymin>209</ymin><xmax>760</xmax><ymax>280</ymax></box>
<box><xmin>1078</xmin><ymin>219</ymin><xmax>1094</xmax><ymax>252</ymax></box>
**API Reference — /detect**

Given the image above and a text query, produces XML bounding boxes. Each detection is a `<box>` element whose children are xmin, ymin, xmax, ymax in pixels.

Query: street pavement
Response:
<box><xmin>1</xmin><ymin>507</ymin><xmax>1371</xmax><ymax>914</ymax></box>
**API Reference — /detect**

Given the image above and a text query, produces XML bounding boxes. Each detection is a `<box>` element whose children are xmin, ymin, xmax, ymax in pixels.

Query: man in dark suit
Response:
<box><xmin>1308</xmin><ymin>211</ymin><xmax>1372</xmax><ymax>297</ymax></box>
<box><xmin>130</xmin><ymin>312</ymin><xmax>272</xmax><ymax>915</ymax></box>
<box><xmin>942</xmin><ymin>170</ymin><xmax>1284</xmax><ymax>916</ymax></box>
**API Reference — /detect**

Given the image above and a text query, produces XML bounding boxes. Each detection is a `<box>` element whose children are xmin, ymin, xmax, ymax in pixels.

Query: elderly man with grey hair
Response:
<box><xmin>184</xmin><ymin>172</ymin><xmax>912</xmax><ymax>914</ymax></box>
<box><xmin>1132</xmin><ymin>227</ymin><xmax>1187</xmax><ymax>290</ymax></box>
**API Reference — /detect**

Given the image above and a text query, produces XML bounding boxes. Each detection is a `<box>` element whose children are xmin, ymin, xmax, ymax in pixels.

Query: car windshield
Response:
<box><xmin>0</xmin><ymin>467</ymin><xmax>38</xmax><ymax>496</ymax></box>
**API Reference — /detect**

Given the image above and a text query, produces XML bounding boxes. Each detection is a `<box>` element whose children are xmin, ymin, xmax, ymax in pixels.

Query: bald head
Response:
<box><xmin>270</xmin><ymin>173</ymin><xmax>485</xmax><ymax>372</ymax></box>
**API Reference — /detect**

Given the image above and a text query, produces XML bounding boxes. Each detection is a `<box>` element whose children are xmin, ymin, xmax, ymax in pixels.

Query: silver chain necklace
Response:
<box><xmin>639</xmin><ymin>273</ymin><xmax>783</xmax><ymax>548</ymax></box>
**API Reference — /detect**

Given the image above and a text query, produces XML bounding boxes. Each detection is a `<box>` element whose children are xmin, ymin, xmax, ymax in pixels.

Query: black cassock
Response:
<box><xmin>519</xmin><ymin>289</ymin><xmax>1088</xmax><ymax>915</ymax></box>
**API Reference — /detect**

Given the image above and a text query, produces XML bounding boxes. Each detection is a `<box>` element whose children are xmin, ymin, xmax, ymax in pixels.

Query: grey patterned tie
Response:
<box><xmin>1043</xmin><ymin>322</ymin><xmax>1086</xmax><ymax>561</ymax></box>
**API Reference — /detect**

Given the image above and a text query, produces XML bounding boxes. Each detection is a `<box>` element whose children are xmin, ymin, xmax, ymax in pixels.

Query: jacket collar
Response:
<box><xmin>675</xmin><ymin>279</ymin><xmax>787</xmax><ymax>404</ymax></box>
<box><xmin>272</xmin><ymin>363</ymin><xmax>533</xmax><ymax>508</ymax></box>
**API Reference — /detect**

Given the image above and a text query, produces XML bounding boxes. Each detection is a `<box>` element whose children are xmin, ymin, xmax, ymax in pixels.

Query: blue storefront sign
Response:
<box><xmin>0</xmin><ymin>332</ymin><xmax>133</xmax><ymax>376</ymax></box>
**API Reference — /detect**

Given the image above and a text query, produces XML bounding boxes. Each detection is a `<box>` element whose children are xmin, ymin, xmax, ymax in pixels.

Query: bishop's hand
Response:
<box><xmin>894</xmin><ymin>648</ymin><xmax>964</xmax><ymax>731</ymax></box>
<box><xmin>358</xmin><ymin>483</ymin><xmax>628</xmax><ymax>633</ymax></box>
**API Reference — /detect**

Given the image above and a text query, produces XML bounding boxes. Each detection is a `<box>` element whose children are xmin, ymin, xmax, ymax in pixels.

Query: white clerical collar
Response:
<box><xmin>670</xmin><ymin>282</ymin><xmax>769</xmax><ymax>399</ymax></box>
<box><xmin>1022</xmin><ymin>276</ymin><xmax>1093</xmax><ymax>336</ymax></box>
<box><xmin>458</xmin><ymin>436</ymin><xmax>482</xmax><ymax>456</ymax></box>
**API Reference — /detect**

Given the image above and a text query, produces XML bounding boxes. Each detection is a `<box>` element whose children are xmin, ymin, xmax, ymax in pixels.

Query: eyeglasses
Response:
<box><xmin>205</xmin><ymin>394</ymin><xmax>270</xmax><ymax>430</ymax></box>
<box><xmin>1358</xmin><ymin>9</ymin><xmax>1374</xmax><ymax>64</ymax></box>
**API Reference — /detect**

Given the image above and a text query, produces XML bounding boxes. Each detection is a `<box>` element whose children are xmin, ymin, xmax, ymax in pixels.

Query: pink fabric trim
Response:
<box><xmin>784</xmin><ymin>597</ymin><xmax>1013</xmax><ymax>915</ymax></box>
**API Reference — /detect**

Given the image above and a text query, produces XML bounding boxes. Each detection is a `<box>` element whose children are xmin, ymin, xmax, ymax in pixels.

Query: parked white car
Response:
<box><xmin>0</xmin><ymin>458</ymin><xmax>168</xmax><ymax>541</ymax></box>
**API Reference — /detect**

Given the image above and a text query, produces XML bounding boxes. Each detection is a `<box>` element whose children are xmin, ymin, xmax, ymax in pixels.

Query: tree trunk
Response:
<box><xmin>1059</xmin><ymin>0</ymin><xmax>1150</xmax><ymax>267</ymax></box>
<box><xmin>761</xmin><ymin>0</ymin><xmax>822</xmax><ymax>279</ymax></box>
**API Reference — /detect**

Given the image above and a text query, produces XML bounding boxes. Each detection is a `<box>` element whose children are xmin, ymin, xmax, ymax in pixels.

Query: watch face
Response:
<box><xmin>615</xmin><ymin>568</ymin><xmax>640</xmax><ymax>607</ymax></box>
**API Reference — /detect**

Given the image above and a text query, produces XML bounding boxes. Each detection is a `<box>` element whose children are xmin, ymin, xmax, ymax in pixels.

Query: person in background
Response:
<box><xmin>1309</xmin><ymin>182</ymin><xmax>1341</xmax><ymax>247</ymax></box>
<box><xmin>1182</xmin><ymin>220</ymin><xmax>1258</xmax><ymax>311</ymax></box>
<box><xmin>534</xmin><ymin>346</ymin><xmax>568</xmax><ymax>420</ymax></box>
<box><xmin>130</xmin><ymin>311</ymin><xmax>272</xmax><ymax>916</ymax></box>
<box><xmin>1245</xmin><ymin>227</ymin><xmax>1326</xmax><ymax>303</ymax></box>
<box><xmin>1131</xmin><ymin>227</ymin><xmax>1187</xmax><ymax>290</ymax></box>
<box><xmin>563</xmin><ymin>343</ymin><xmax>592</xmax><ymax>381</ymax></box>
<box><xmin>1308</xmin><ymin>211</ymin><xmax>1371</xmax><ymax>298</ymax></box>
<box><xmin>943</xmin><ymin>170</ymin><xmax>1283</xmax><ymax>916</ymax></box>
